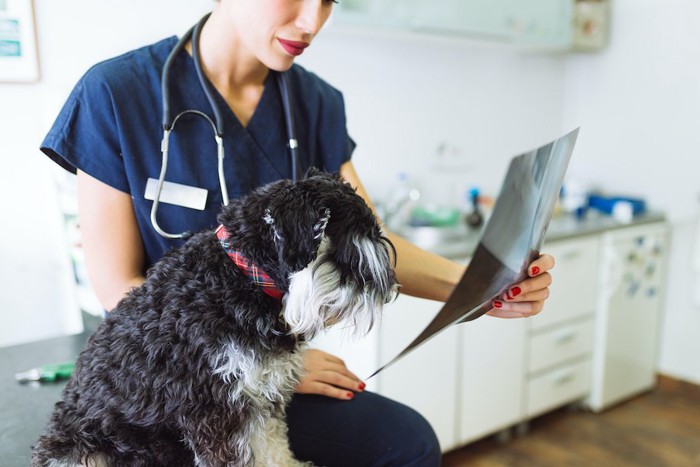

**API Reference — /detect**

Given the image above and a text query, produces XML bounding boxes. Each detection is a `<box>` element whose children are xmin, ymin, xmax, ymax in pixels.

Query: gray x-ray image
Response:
<box><xmin>370</xmin><ymin>128</ymin><xmax>580</xmax><ymax>378</ymax></box>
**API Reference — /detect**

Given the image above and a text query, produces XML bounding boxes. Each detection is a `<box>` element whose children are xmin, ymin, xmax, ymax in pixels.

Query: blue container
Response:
<box><xmin>587</xmin><ymin>195</ymin><xmax>646</xmax><ymax>216</ymax></box>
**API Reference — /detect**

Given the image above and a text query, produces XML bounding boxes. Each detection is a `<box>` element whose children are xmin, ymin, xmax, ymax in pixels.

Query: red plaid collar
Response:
<box><xmin>215</xmin><ymin>225</ymin><xmax>284</xmax><ymax>301</ymax></box>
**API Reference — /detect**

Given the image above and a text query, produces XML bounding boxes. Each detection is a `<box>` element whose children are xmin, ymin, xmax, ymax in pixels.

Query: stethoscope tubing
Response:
<box><xmin>152</xmin><ymin>13</ymin><xmax>299</xmax><ymax>239</ymax></box>
<box><xmin>276</xmin><ymin>71</ymin><xmax>300</xmax><ymax>183</ymax></box>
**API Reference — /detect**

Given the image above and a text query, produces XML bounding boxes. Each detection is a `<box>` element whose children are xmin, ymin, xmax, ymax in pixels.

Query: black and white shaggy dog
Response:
<box><xmin>32</xmin><ymin>170</ymin><xmax>398</xmax><ymax>467</ymax></box>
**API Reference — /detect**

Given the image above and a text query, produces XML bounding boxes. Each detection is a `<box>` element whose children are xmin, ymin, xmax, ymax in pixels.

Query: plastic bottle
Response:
<box><xmin>465</xmin><ymin>187</ymin><xmax>483</xmax><ymax>229</ymax></box>
<box><xmin>383</xmin><ymin>172</ymin><xmax>420</xmax><ymax>231</ymax></box>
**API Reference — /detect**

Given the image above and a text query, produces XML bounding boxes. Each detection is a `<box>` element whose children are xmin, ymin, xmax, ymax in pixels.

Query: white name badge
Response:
<box><xmin>144</xmin><ymin>178</ymin><xmax>208</xmax><ymax>211</ymax></box>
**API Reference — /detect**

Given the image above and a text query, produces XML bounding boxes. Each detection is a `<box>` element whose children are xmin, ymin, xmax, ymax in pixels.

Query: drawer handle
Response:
<box><xmin>554</xmin><ymin>330</ymin><xmax>577</xmax><ymax>344</ymax></box>
<box><xmin>560</xmin><ymin>249</ymin><xmax>581</xmax><ymax>260</ymax></box>
<box><xmin>553</xmin><ymin>371</ymin><xmax>575</xmax><ymax>385</ymax></box>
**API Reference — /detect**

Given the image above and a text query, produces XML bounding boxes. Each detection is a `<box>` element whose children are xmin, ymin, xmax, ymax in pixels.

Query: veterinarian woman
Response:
<box><xmin>40</xmin><ymin>1</ymin><xmax>555</xmax><ymax>465</ymax></box>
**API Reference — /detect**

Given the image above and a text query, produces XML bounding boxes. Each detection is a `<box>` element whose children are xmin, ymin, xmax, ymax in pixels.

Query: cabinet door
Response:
<box><xmin>531</xmin><ymin>236</ymin><xmax>600</xmax><ymax>331</ymax></box>
<box><xmin>309</xmin><ymin>326</ymin><xmax>381</xmax><ymax>392</ymax></box>
<box><xmin>526</xmin><ymin>359</ymin><xmax>592</xmax><ymax>418</ymax></box>
<box><xmin>333</xmin><ymin>0</ymin><xmax>574</xmax><ymax>47</ymax></box>
<box><xmin>527</xmin><ymin>318</ymin><xmax>594</xmax><ymax>374</ymax></box>
<box><xmin>376</xmin><ymin>294</ymin><xmax>460</xmax><ymax>451</ymax></box>
<box><xmin>459</xmin><ymin>316</ymin><xmax>525</xmax><ymax>444</ymax></box>
<box><xmin>588</xmin><ymin>223</ymin><xmax>668</xmax><ymax>411</ymax></box>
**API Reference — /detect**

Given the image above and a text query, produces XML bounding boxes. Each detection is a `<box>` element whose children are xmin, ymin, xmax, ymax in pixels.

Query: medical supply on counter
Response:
<box><xmin>465</xmin><ymin>187</ymin><xmax>484</xmax><ymax>229</ymax></box>
<box><xmin>588</xmin><ymin>194</ymin><xmax>646</xmax><ymax>218</ymax></box>
<box><xmin>15</xmin><ymin>362</ymin><xmax>75</xmax><ymax>383</ymax></box>
<box><xmin>409</xmin><ymin>205</ymin><xmax>460</xmax><ymax>227</ymax></box>
<box><xmin>560</xmin><ymin>180</ymin><xmax>589</xmax><ymax>216</ymax></box>
<box><xmin>152</xmin><ymin>13</ymin><xmax>301</xmax><ymax>239</ymax></box>
<box><xmin>383</xmin><ymin>172</ymin><xmax>421</xmax><ymax>231</ymax></box>
<box><xmin>611</xmin><ymin>200</ymin><xmax>634</xmax><ymax>224</ymax></box>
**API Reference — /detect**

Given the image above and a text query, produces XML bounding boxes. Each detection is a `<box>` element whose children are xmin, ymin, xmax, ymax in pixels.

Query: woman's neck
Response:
<box><xmin>187</xmin><ymin>10</ymin><xmax>269</xmax><ymax>126</ymax></box>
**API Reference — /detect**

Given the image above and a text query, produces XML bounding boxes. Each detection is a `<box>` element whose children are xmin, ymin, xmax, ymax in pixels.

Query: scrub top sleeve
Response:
<box><xmin>345</xmin><ymin>135</ymin><xmax>356</xmax><ymax>165</ymax></box>
<box><xmin>322</xmin><ymin>87</ymin><xmax>355</xmax><ymax>171</ymax></box>
<box><xmin>40</xmin><ymin>70</ymin><xmax>130</xmax><ymax>194</ymax></box>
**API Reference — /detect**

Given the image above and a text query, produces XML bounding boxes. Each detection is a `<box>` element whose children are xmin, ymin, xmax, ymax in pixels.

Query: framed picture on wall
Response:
<box><xmin>0</xmin><ymin>0</ymin><xmax>39</xmax><ymax>82</ymax></box>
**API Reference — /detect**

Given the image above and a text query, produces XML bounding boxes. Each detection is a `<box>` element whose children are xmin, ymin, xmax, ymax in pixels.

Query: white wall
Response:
<box><xmin>560</xmin><ymin>0</ymin><xmax>700</xmax><ymax>384</ymax></box>
<box><xmin>299</xmin><ymin>28</ymin><xmax>568</xmax><ymax>206</ymax></box>
<box><xmin>562</xmin><ymin>0</ymin><xmax>700</xmax><ymax>221</ymax></box>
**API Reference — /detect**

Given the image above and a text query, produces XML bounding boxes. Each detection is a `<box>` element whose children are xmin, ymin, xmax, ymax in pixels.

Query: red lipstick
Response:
<box><xmin>278</xmin><ymin>38</ymin><xmax>309</xmax><ymax>56</ymax></box>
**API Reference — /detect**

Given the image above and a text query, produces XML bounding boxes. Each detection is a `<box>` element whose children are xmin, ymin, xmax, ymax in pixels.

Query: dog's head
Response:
<box><xmin>218</xmin><ymin>169</ymin><xmax>398</xmax><ymax>339</ymax></box>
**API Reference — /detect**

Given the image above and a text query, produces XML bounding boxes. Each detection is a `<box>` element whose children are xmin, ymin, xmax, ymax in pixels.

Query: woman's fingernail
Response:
<box><xmin>509</xmin><ymin>286</ymin><xmax>522</xmax><ymax>298</ymax></box>
<box><xmin>493</xmin><ymin>300</ymin><xmax>503</xmax><ymax>308</ymax></box>
<box><xmin>531</xmin><ymin>266</ymin><xmax>540</xmax><ymax>276</ymax></box>
<box><xmin>346</xmin><ymin>392</ymin><xmax>354</xmax><ymax>399</ymax></box>
<box><xmin>358</xmin><ymin>382</ymin><xmax>366</xmax><ymax>391</ymax></box>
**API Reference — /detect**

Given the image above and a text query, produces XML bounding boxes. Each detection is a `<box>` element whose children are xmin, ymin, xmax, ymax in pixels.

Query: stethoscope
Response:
<box><xmin>152</xmin><ymin>13</ymin><xmax>302</xmax><ymax>239</ymax></box>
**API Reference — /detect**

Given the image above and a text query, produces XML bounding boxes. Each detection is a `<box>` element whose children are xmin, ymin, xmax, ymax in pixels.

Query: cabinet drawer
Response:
<box><xmin>528</xmin><ymin>319</ymin><xmax>594</xmax><ymax>374</ymax></box>
<box><xmin>526</xmin><ymin>359</ymin><xmax>591</xmax><ymax>418</ymax></box>
<box><xmin>532</xmin><ymin>237</ymin><xmax>600</xmax><ymax>331</ymax></box>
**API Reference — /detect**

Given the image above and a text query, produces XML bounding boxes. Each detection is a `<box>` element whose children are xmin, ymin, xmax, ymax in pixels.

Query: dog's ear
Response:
<box><xmin>263</xmin><ymin>205</ymin><xmax>327</xmax><ymax>271</ymax></box>
<box><xmin>313</xmin><ymin>208</ymin><xmax>330</xmax><ymax>239</ymax></box>
<box><xmin>263</xmin><ymin>208</ymin><xmax>283</xmax><ymax>245</ymax></box>
<box><xmin>304</xmin><ymin>167</ymin><xmax>323</xmax><ymax>179</ymax></box>
<box><xmin>303</xmin><ymin>168</ymin><xmax>345</xmax><ymax>184</ymax></box>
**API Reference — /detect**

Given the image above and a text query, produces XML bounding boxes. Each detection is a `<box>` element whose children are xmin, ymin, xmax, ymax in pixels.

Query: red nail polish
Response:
<box><xmin>531</xmin><ymin>266</ymin><xmax>540</xmax><ymax>276</ymax></box>
<box><xmin>359</xmin><ymin>382</ymin><xmax>366</xmax><ymax>391</ymax></box>
<box><xmin>493</xmin><ymin>300</ymin><xmax>503</xmax><ymax>308</ymax></box>
<box><xmin>347</xmin><ymin>392</ymin><xmax>354</xmax><ymax>399</ymax></box>
<box><xmin>510</xmin><ymin>286</ymin><xmax>522</xmax><ymax>297</ymax></box>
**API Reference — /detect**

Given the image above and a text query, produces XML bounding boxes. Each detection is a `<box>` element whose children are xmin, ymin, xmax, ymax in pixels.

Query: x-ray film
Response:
<box><xmin>369</xmin><ymin>128</ymin><xmax>579</xmax><ymax>378</ymax></box>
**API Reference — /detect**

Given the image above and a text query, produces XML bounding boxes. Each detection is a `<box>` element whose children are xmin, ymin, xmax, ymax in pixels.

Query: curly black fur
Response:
<box><xmin>31</xmin><ymin>170</ymin><xmax>397</xmax><ymax>467</ymax></box>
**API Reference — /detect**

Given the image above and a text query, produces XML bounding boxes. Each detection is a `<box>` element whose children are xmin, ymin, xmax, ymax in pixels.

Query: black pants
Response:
<box><xmin>286</xmin><ymin>391</ymin><xmax>441</xmax><ymax>467</ymax></box>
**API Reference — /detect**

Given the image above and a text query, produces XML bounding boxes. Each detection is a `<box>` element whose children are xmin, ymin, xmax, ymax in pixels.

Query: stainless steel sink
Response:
<box><xmin>396</xmin><ymin>224</ymin><xmax>481</xmax><ymax>257</ymax></box>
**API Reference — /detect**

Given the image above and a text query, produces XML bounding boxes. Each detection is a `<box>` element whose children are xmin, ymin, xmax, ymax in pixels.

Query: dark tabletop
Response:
<box><xmin>0</xmin><ymin>332</ymin><xmax>89</xmax><ymax>466</ymax></box>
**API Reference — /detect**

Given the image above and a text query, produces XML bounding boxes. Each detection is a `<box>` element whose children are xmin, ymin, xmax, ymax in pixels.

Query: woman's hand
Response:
<box><xmin>295</xmin><ymin>349</ymin><xmax>366</xmax><ymax>400</ymax></box>
<box><xmin>486</xmin><ymin>253</ymin><xmax>555</xmax><ymax>319</ymax></box>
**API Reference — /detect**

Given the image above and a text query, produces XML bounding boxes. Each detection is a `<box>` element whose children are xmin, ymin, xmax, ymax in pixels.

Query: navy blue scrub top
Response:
<box><xmin>41</xmin><ymin>37</ymin><xmax>355</xmax><ymax>270</ymax></box>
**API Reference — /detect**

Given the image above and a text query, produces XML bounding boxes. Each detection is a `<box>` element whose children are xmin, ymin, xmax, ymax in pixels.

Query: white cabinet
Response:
<box><xmin>310</xmin><ymin>320</ymin><xmax>382</xmax><ymax>392</ymax></box>
<box><xmin>587</xmin><ymin>223</ymin><xmax>668</xmax><ymax>412</ymax></box>
<box><xmin>523</xmin><ymin>236</ymin><xmax>599</xmax><ymax>418</ymax></box>
<box><xmin>375</xmin><ymin>294</ymin><xmax>460</xmax><ymax>450</ymax></box>
<box><xmin>527</xmin><ymin>319</ymin><xmax>594</xmax><ymax>374</ymax></box>
<box><xmin>312</xmin><ymin>221</ymin><xmax>668</xmax><ymax>452</ymax></box>
<box><xmin>526</xmin><ymin>359</ymin><xmax>592</xmax><ymax>417</ymax></box>
<box><xmin>370</xmin><ymin>294</ymin><xmax>527</xmax><ymax>450</ymax></box>
<box><xmin>332</xmin><ymin>0</ymin><xmax>575</xmax><ymax>48</ymax></box>
<box><xmin>458</xmin><ymin>316</ymin><xmax>525</xmax><ymax>444</ymax></box>
<box><xmin>310</xmin><ymin>294</ymin><xmax>462</xmax><ymax>450</ymax></box>
<box><xmin>530</xmin><ymin>237</ymin><xmax>600</xmax><ymax>331</ymax></box>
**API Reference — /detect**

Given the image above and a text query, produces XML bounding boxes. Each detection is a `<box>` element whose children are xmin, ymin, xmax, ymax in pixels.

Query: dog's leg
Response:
<box><xmin>31</xmin><ymin>452</ymin><xmax>108</xmax><ymax>467</ymax></box>
<box><xmin>180</xmin><ymin>409</ymin><xmax>257</xmax><ymax>467</ymax></box>
<box><xmin>251</xmin><ymin>416</ymin><xmax>314</xmax><ymax>467</ymax></box>
<box><xmin>179</xmin><ymin>404</ymin><xmax>313</xmax><ymax>467</ymax></box>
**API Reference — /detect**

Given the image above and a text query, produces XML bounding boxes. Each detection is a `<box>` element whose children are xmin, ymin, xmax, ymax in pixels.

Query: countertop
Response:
<box><xmin>412</xmin><ymin>211</ymin><xmax>666</xmax><ymax>259</ymax></box>
<box><xmin>0</xmin><ymin>332</ymin><xmax>89</xmax><ymax>466</ymax></box>
<box><xmin>545</xmin><ymin>211</ymin><xmax>666</xmax><ymax>242</ymax></box>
